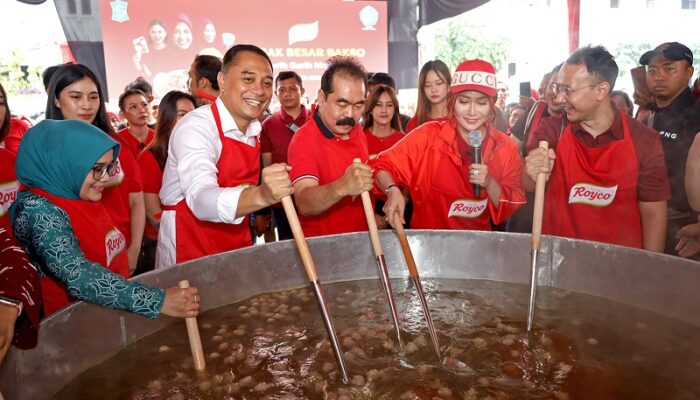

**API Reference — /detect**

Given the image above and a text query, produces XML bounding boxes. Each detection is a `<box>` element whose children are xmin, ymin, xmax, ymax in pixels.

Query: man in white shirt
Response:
<box><xmin>157</xmin><ymin>44</ymin><xmax>292</xmax><ymax>267</ymax></box>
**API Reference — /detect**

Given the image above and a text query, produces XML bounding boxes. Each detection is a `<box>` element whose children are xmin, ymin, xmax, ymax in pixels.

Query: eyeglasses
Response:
<box><xmin>551</xmin><ymin>82</ymin><xmax>600</xmax><ymax>98</ymax></box>
<box><xmin>91</xmin><ymin>161</ymin><xmax>117</xmax><ymax>180</ymax></box>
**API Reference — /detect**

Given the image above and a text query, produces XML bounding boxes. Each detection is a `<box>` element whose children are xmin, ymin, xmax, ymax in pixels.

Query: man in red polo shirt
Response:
<box><xmin>523</xmin><ymin>45</ymin><xmax>670</xmax><ymax>252</ymax></box>
<box><xmin>287</xmin><ymin>57</ymin><xmax>373</xmax><ymax>237</ymax></box>
<box><xmin>116</xmin><ymin>89</ymin><xmax>155</xmax><ymax>155</ymax></box>
<box><xmin>260</xmin><ymin>71</ymin><xmax>310</xmax><ymax>240</ymax></box>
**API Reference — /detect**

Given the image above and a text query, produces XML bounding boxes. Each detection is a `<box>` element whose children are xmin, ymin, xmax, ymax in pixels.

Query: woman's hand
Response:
<box><xmin>383</xmin><ymin>186</ymin><xmax>405</xmax><ymax>228</ymax></box>
<box><xmin>160</xmin><ymin>287</ymin><xmax>200</xmax><ymax>318</ymax></box>
<box><xmin>469</xmin><ymin>163</ymin><xmax>491</xmax><ymax>188</ymax></box>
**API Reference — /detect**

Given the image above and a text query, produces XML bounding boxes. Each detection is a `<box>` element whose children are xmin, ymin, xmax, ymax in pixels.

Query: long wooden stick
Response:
<box><xmin>178</xmin><ymin>280</ymin><xmax>205</xmax><ymax>371</ymax></box>
<box><xmin>354</xmin><ymin>158</ymin><xmax>402</xmax><ymax>343</ymax></box>
<box><xmin>392</xmin><ymin>213</ymin><xmax>441</xmax><ymax>359</ymax></box>
<box><xmin>527</xmin><ymin>140</ymin><xmax>549</xmax><ymax>333</ymax></box>
<box><xmin>281</xmin><ymin>196</ymin><xmax>349</xmax><ymax>383</ymax></box>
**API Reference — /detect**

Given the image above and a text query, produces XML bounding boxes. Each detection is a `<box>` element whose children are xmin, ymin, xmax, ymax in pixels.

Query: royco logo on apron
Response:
<box><xmin>448</xmin><ymin>198</ymin><xmax>488</xmax><ymax>218</ymax></box>
<box><xmin>0</xmin><ymin>179</ymin><xmax>20</xmax><ymax>217</ymax></box>
<box><xmin>568</xmin><ymin>183</ymin><xmax>618</xmax><ymax>207</ymax></box>
<box><xmin>103</xmin><ymin>159</ymin><xmax>125</xmax><ymax>188</ymax></box>
<box><xmin>105</xmin><ymin>228</ymin><xmax>126</xmax><ymax>266</ymax></box>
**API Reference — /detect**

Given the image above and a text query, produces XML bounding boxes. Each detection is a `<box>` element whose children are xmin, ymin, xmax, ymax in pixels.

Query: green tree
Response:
<box><xmin>433</xmin><ymin>19</ymin><xmax>510</xmax><ymax>73</ymax></box>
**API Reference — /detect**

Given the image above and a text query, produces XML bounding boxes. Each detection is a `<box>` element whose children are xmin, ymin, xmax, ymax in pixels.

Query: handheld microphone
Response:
<box><xmin>468</xmin><ymin>130</ymin><xmax>484</xmax><ymax>198</ymax></box>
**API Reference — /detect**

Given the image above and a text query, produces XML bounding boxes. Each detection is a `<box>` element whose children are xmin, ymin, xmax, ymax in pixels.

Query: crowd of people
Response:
<box><xmin>0</xmin><ymin>40</ymin><xmax>699</xmax><ymax>366</ymax></box>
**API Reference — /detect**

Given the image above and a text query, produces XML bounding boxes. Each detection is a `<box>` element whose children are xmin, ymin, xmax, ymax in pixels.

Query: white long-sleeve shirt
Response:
<box><xmin>155</xmin><ymin>97</ymin><xmax>261</xmax><ymax>268</ymax></box>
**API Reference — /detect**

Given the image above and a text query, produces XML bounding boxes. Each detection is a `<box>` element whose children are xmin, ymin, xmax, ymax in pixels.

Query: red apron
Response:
<box><xmin>543</xmin><ymin>111</ymin><xmax>642</xmax><ymax>248</ymax></box>
<box><xmin>412</xmin><ymin>130</ymin><xmax>492</xmax><ymax>231</ymax></box>
<box><xmin>30</xmin><ymin>188</ymin><xmax>129</xmax><ymax>316</ymax></box>
<box><xmin>163</xmin><ymin>101</ymin><xmax>259</xmax><ymax>264</ymax></box>
<box><xmin>0</xmin><ymin>149</ymin><xmax>19</xmax><ymax>230</ymax></box>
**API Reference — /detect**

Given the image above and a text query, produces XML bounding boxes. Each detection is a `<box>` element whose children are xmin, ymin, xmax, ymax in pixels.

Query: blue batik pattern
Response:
<box><xmin>11</xmin><ymin>192</ymin><xmax>165</xmax><ymax>319</ymax></box>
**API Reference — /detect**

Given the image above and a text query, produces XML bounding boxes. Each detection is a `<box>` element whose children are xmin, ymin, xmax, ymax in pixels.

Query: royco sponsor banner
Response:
<box><xmin>100</xmin><ymin>0</ymin><xmax>388</xmax><ymax>100</ymax></box>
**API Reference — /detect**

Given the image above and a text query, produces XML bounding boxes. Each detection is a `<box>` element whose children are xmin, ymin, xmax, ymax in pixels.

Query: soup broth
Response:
<box><xmin>53</xmin><ymin>279</ymin><xmax>700</xmax><ymax>399</ymax></box>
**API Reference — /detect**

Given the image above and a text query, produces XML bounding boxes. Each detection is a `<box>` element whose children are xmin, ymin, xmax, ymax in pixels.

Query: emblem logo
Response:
<box><xmin>568</xmin><ymin>183</ymin><xmax>617</xmax><ymax>207</ymax></box>
<box><xmin>288</xmin><ymin>21</ymin><xmax>319</xmax><ymax>46</ymax></box>
<box><xmin>448</xmin><ymin>198</ymin><xmax>488</xmax><ymax>218</ymax></box>
<box><xmin>110</xmin><ymin>0</ymin><xmax>129</xmax><ymax>23</ymax></box>
<box><xmin>105</xmin><ymin>228</ymin><xmax>126</xmax><ymax>266</ymax></box>
<box><xmin>0</xmin><ymin>179</ymin><xmax>19</xmax><ymax>217</ymax></box>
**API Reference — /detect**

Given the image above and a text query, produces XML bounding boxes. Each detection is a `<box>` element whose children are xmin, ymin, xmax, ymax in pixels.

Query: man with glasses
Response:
<box><xmin>258</xmin><ymin>71</ymin><xmax>310</xmax><ymax>241</ymax></box>
<box><xmin>637</xmin><ymin>42</ymin><xmax>700</xmax><ymax>257</ymax></box>
<box><xmin>523</xmin><ymin>45</ymin><xmax>670</xmax><ymax>252</ymax></box>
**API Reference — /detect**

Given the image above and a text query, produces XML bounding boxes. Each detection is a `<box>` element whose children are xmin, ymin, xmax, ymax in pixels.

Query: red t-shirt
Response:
<box><xmin>115</xmin><ymin>127</ymin><xmax>155</xmax><ymax>156</ymax></box>
<box><xmin>2</xmin><ymin>117</ymin><xmax>31</xmax><ymax>155</ymax></box>
<box><xmin>137</xmin><ymin>149</ymin><xmax>162</xmax><ymax>240</ymax></box>
<box><xmin>260</xmin><ymin>106</ymin><xmax>309</xmax><ymax>164</ymax></box>
<box><xmin>405</xmin><ymin>116</ymin><xmax>449</xmax><ymax>133</ymax></box>
<box><xmin>528</xmin><ymin>113</ymin><xmax>670</xmax><ymax>202</ymax></box>
<box><xmin>363</xmin><ymin>128</ymin><xmax>405</xmax><ymax>159</ymax></box>
<box><xmin>288</xmin><ymin>115</ymin><xmax>369</xmax><ymax>237</ymax></box>
<box><xmin>101</xmin><ymin>144</ymin><xmax>143</xmax><ymax>246</ymax></box>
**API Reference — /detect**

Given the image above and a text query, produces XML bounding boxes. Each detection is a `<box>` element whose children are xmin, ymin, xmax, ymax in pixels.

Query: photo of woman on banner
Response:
<box><xmin>133</xmin><ymin>19</ymin><xmax>169</xmax><ymax>78</ymax></box>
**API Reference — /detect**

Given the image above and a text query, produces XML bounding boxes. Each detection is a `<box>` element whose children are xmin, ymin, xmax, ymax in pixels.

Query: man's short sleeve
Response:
<box><xmin>631</xmin><ymin>121</ymin><xmax>672</xmax><ymax>202</ymax></box>
<box><xmin>260</xmin><ymin>119</ymin><xmax>273</xmax><ymax>153</ymax></box>
<box><xmin>527</xmin><ymin>117</ymin><xmax>564</xmax><ymax>153</ymax></box>
<box><xmin>287</xmin><ymin>129</ymin><xmax>320</xmax><ymax>184</ymax></box>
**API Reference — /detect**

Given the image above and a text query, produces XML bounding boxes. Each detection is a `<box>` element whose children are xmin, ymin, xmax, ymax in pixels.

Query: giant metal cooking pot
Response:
<box><xmin>2</xmin><ymin>230</ymin><xmax>699</xmax><ymax>399</ymax></box>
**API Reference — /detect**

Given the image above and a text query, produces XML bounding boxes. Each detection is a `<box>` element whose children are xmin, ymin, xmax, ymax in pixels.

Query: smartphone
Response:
<box><xmin>519</xmin><ymin>82</ymin><xmax>531</xmax><ymax>98</ymax></box>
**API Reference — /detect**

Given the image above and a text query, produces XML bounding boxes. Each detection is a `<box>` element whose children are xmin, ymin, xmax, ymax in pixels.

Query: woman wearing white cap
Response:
<box><xmin>373</xmin><ymin>59</ymin><xmax>525</xmax><ymax>230</ymax></box>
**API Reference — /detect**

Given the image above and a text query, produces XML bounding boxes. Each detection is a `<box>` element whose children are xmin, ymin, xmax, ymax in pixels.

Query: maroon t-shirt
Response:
<box><xmin>528</xmin><ymin>113</ymin><xmax>670</xmax><ymax>202</ymax></box>
<box><xmin>260</xmin><ymin>106</ymin><xmax>309</xmax><ymax>165</ymax></box>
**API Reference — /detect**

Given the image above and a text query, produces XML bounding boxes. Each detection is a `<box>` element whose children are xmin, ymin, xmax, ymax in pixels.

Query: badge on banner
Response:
<box><xmin>110</xmin><ymin>0</ymin><xmax>129</xmax><ymax>23</ymax></box>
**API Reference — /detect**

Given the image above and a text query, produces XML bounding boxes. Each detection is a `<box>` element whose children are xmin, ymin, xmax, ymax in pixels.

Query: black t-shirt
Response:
<box><xmin>648</xmin><ymin>88</ymin><xmax>700</xmax><ymax>211</ymax></box>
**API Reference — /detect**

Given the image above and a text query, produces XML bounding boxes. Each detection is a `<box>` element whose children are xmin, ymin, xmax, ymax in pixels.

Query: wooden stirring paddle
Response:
<box><xmin>178</xmin><ymin>280</ymin><xmax>205</xmax><ymax>371</ymax></box>
<box><xmin>281</xmin><ymin>196</ymin><xmax>350</xmax><ymax>384</ymax></box>
<box><xmin>392</xmin><ymin>212</ymin><xmax>441</xmax><ymax>359</ymax></box>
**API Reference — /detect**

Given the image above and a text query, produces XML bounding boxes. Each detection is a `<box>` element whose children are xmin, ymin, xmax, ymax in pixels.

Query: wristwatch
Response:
<box><xmin>0</xmin><ymin>295</ymin><xmax>23</xmax><ymax>317</ymax></box>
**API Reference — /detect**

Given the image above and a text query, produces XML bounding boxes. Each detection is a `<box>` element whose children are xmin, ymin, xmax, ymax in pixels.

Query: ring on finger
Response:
<box><xmin>472</xmin><ymin>170</ymin><xmax>479</xmax><ymax>176</ymax></box>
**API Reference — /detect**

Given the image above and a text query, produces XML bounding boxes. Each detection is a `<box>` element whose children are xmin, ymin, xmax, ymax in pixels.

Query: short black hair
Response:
<box><xmin>320</xmin><ymin>56</ymin><xmax>367</xmax><ymax>96</ymax></box>
<box><xmin>118</xmin><ymin>89</ymin><xmax>148</xmax><ymax>111</ymax></box>
<box><xmin>222</xmin><ymin>44</ymin><xmax>273</xmax><ymax>73</ymax></box>
<box><xmin>0</xmin><ymin>82</ymin><xmax>10</xmax><ymax>141</ymax></box>
<box><xmin>193</xmin><ymin>55</ymin><xmax>222</xmax><ymax>90</ymax></box>
<box><xmin>276</xmin><ymin>71</ymin><xmax>302</xmax><ymax>88</ymax></box>
<box><xmin>42</xmin><ymin>64</ymin><xmax>67</xmax><ymax>92</ymax></box>
<box><xmin>565</xmin><ymin>45</ymin><xmax>618</xmax><ymax>91</ymax></box>
<box><xmin>368</xmin><ymin>72</ymin><xmax>396</xmax><ymax>90</ymax></box>
<box><xmin>125</xmin><ymin>76</ymin><xmax>153</xmax><ymax>97</ymax></box>
<box><xmin>611</xmin><ymin>90</ymin><xmax>633</xmax><ymax>115</ymax></box>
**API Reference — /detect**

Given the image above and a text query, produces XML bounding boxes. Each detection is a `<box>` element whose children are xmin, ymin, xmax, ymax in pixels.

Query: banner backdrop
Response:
<box><xmin>99</xmin><ymin>0</ymin><xmax>388</xmax><ymax>100</ymax></box>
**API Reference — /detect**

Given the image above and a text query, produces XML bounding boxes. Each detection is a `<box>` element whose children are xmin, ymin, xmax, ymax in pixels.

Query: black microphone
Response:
<box><xmin>468</xmin><ymin>130</ymin><xmax>484</xmax><ymax>198</ymax></box>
